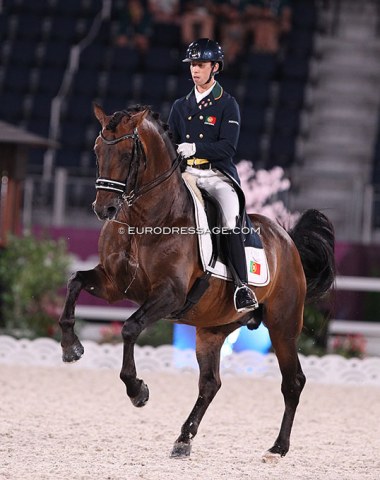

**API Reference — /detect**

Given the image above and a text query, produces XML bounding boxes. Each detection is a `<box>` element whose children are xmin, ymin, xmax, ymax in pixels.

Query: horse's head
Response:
<box><xmin>92</xmin><ymin>104</ymin><xmax>150</xmax><ymax>220</ymax></box>
<box><xmin>92</xmin><ymin>104</ymin><xmax>179</xmax><ymax>221</ymax></box>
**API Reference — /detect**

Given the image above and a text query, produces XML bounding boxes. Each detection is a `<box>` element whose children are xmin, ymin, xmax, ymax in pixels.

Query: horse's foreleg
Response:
<box><xmin>59</xmin><ymin>266</ymin><xmax>118</xmax><ymax>363</ymax></box>
<box><xmin>171</xmin><ymin>324</ymin><xmax>239</xmax><ymax>459</ymax></box>
<box><xmin>263</xmin><ymin>332</ymin><xmax>306</xmax><ymax>463</ymax></box>
<box><xmin>119</xmin><ymin>288</ymin><xmax>186</xmax><ymax>408</ymax></box>
<box><xmin>119</xmin><ymin>312</ymin><xmax>150</xmax><ymax>408</ymax></box>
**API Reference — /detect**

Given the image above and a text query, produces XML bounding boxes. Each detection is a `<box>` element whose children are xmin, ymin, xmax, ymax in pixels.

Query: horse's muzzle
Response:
<box><xmin>92</xmin><ymin>201</ymin><xmax>120</xmax><ymax>221</ymax></box>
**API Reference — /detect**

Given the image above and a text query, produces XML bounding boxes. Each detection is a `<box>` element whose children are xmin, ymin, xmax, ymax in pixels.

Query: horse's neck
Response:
<box><xmin>123</xmin><ymin>170</ymin><xmax>192</xmax><ymax>226</ymax></box>
<box><xmin>166</xmin><ymin>173</ymin><xmax>193</xmax><ymax>219</ymax></box>
<box><xmin>138</xmin><ymin>133</ymin><xmax>192</xmax><ymax>222</ymax></box>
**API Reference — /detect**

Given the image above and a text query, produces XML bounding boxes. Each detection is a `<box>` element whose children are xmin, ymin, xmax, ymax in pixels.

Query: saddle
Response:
<box><xmin>182</xmin><ymin>172</ymin><xmax>270</xmax><ymax>286</ymax></box>
<box><xmin>171</xmin><ymin>173</ymin><xmax>270</xmax><ymax>318</ymax></box>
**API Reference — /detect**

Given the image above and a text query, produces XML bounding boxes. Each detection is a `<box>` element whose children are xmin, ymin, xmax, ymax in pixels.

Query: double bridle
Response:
<box><xmin>96</xmin><ymin>127</ymin><xmax>182</xmax><ymax>206</ymax></box>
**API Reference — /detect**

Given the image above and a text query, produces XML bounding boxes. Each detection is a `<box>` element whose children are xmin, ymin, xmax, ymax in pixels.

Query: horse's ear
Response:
<box><xmin>93</xmin><ymin>103</ymin><xmax>107</xmax><ymax>127</ymax></box>
<box><xmin>140</xmin><ymin>109</ymin><xmax>150</xmax><ymax>124</ymax></box>
<box><xmin>130</xmin><ymin>109</ymin><xmax>150</xmax><ymax>128</ymax></box>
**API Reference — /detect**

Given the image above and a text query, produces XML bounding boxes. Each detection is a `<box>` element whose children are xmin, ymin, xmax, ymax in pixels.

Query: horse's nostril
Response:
<box><xmin>107</xmin><ymin>206</ymin><xmax>117</xmax><ymax>219</ymax></box>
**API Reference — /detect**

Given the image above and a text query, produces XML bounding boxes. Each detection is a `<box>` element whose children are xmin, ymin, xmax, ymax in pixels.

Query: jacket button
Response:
<box><xmin>188</xmin><ymin>116</ymin><xmax>192</xmax><ymax>120</ymax></box>
<box><xmin>199</xmin><ymin>116</ymin><xmax>204</xmax><ymax>120</ymax></box>
<box><xmin>186</xmin><ymin>134</ymin><xmax>190</xmax><ymax>139</ymax></box>
<box><xmin>199</xmin><ymin>133</ymin><xmax>203</xmax><ymax>138</ymax></box>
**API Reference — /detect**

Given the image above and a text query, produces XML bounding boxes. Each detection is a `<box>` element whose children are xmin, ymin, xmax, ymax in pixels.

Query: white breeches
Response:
<box><xmin>186</xmin><ymin>166</ymin><xmax>240</xmax><ymax>229</ymax></box>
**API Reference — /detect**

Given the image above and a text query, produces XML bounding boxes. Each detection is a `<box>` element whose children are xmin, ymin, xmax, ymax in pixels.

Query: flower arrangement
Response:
<box><xmin>236</xmin><ymin>161</ymin><xmax>299</xmax><ymax>228</ymax></box>
<box><xmin>0</xmin><ymin>234</ymin><xmax>69</xmax><ymax>338</ymax></box>
<box><xmin>331</xmin><ymin>333</ymin><xmax>367</xmax><ymax>359</ymax></box>
<box><xmin>99</xmin><ymin>321</ymin><xmax>123</xmax><ymax>344</ymax></box>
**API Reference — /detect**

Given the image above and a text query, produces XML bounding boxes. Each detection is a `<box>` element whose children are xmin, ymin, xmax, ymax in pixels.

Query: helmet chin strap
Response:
<box><xmin>202</xmin><ymin>62</ymin><xmax>217</xmax><ymax>87</ymax></box>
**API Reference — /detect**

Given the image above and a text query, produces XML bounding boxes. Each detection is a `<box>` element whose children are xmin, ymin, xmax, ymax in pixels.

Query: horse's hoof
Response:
<box><xmin>131</xmin><ymin>382</ymin><xmax>149</xmax><ymax>408</ymax></box>
<box><xmin>170</xmin><ymin>441</ymin><xmax>192</xmax><ymax>459</ymax></box>
<box><xmin>62</xmin><ymin>340</ymin><xmax>84</xmax><ymax>363</ymax></box>
<box><xmin>261</xmin><ymin>450</ymin><xmax>282</xmax><ymax>464</ymax></box>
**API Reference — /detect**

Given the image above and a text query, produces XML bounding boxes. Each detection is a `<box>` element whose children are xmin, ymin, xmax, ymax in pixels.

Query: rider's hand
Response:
<box><xmin>177</xmin><ymin>142</ymin><xmax>196</xmax><ymax>158</ymax></box>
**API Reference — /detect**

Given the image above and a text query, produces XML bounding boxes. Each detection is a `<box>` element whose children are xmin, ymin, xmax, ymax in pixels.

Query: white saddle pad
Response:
<box><xmin>183</xmin><ymin>175</ymin><xmax>270</xmax><ymax>287</ymax></box>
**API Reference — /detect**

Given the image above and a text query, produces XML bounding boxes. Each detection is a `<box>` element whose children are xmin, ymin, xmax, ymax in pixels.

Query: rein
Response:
<box><xmin>96</xmin><ymin>128</ymin><xmax>182</xmax><ymax>206</ymax></box>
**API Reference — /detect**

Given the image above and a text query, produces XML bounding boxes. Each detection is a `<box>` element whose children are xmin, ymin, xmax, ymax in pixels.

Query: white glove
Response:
<box><xmin>177</xmin><ymin>142</ymin><xmax>196</xmax><ymax>158</ymax></box>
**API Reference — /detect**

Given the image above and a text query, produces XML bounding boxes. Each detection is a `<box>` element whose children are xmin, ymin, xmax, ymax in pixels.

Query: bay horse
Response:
<box><xmin>59</xmin><ymin>104</ymin><xmax>335</xmax><ymax>461</ymax></box>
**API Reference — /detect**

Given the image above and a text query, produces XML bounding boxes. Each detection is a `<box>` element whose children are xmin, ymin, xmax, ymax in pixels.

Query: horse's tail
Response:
<box><xmin>288</xmin><ymin>209</ymin><xmax>336</xmax><ymax>303</ymax></box>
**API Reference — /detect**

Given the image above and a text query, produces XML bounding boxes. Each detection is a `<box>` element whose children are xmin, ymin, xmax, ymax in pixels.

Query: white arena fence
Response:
<box><xmin>0</xmin><ymin>335</ymin><xmax>379</xmax><ymax>386</ymax></box>
<box><xmin>330</xmin><ymin>276</ymin><xmax>380</xmax><ymax>356</ymax></box>
<box><xmin>71</xmin><ymin>268</ymin><xmax>380</xmax><ymax>356</ymax></box>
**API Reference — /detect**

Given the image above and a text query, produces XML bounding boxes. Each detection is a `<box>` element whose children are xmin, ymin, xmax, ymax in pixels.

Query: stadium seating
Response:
<box><xmin>150</xmin><ymin>22</ymin><xmax>181</xmax><ymax>49</ymax></box>
<box><xmin>246</xmin><ymin>53</ymin><xmax>279</xmax><ymax>81</ymax></box>
<box><xmin>1</xmin><ymin>65</ymin><xmax>34</xmax><ymax>94</ymax></box>
<box><xmin>267</xmin><ymin>132</ymin><xmax>297</xmax><ymax>168</ymax></box>
<box><xmin>109</xmin><ymin>46</ymin><xmax>140</xmax><ymax>72</ymax></box>
<box><xmin>0</xmin><ymin>0</ymin><xmax>317</xmax><ymax>175</ymax></box>
<box><xmin>237</xmin><ymin>130</ymin><xmax>262</xmax><ymax>162</ymax></box>
<box><xmin>242</xmin><ymin>79</ymin><xmax>271</xmax><ymax>108</ymax></box>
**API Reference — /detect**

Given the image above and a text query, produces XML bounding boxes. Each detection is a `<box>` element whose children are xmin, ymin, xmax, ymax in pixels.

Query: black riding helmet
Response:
<box><xmin>182</xmin><ymin>38</ymin><xmax>224</xmax><ymax>73</ymax></box>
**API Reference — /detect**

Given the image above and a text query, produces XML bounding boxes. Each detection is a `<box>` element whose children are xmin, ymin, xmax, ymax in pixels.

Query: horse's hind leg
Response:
<box><xmin>263</xmin><ymin>310</ymin><xmax>306</xmax><ymax>462</ymax></box>
<box><xmin>59</xmin><ymin>266</ymin><xmax>119</xmax><ymax>362</ymax></box>
<box><xmin>171</xmin><ymin>323</ymin><xmax>239</xmax><ymax>458</ymax></box>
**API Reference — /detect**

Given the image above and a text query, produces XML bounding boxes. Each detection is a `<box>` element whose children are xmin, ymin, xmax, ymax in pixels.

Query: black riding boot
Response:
<box><xmin>224</xmin><ymin>229</ymin><xmax>258</xmax><ymax>312</ymax></box>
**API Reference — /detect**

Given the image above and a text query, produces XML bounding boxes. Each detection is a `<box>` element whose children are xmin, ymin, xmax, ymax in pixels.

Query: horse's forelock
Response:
<box><xmin>105</xmin><ymin>106</ymin><xmax>151</xmax><ymax>132</ymax></box>
<box><xmin>105</xmin><ymin>111</ymin><xmax>129</xmax><ymax>132</ymax></box>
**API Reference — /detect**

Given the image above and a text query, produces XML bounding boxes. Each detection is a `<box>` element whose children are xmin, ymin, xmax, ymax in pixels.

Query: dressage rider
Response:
<box><xmin>168</xmin><ymin>38</ymin><xmax>258</xmax><ymax>313</ymax></box>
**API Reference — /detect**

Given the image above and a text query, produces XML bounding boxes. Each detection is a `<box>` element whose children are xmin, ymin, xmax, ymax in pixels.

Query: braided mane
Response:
<box><xmin>105</xmin><ymin>105</ymin><xmax>171</xmax><ymax>136</ymax></box>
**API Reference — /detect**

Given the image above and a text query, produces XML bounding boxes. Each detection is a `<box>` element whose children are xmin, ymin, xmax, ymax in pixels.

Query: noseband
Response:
<box><xmin>96</xmin><ymin>127</ymin><xmax>182</xmax><ymax>206</ymax></box>
<box><xmin>96</xmin><ymin>128</ymin><xmax>140</xmax><ymax>199</ymax></box>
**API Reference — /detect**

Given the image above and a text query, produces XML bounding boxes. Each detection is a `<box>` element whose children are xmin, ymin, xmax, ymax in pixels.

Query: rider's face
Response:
<box><xmin>190</xmin><ymin>61</ymin><xmax>217</xmax><ymax>91</ymax></box>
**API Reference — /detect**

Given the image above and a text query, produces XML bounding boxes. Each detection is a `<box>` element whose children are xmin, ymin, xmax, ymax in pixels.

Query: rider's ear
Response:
<box><xmin>93</xmin><ymin>103</ymin><xmax>107</xmax><ymax>127</ymax></box>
